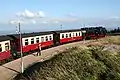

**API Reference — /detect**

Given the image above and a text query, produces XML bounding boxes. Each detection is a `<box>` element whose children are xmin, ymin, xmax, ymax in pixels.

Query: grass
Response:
<box><xmin>98</xmin><ymin>36</ymin><xmax>120</xmax><ymax>45</ymax></box>
<box><xmin>13</xmin><ymin>44</ymin><xmax>120</xmax><ymax>80</ymax></box>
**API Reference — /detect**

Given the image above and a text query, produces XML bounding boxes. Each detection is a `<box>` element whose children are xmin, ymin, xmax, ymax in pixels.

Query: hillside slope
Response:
<box><xmin>14</xmin><ymin>44</ymin><xmax>120</xmax><ymax>80</ymax></box>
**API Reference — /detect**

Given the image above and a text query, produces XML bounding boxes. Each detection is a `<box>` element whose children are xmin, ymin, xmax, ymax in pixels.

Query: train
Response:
<box><xmin>0</xmin><ymin>26</ymin><xmax>107</xmax><ymax>64</ymax></box>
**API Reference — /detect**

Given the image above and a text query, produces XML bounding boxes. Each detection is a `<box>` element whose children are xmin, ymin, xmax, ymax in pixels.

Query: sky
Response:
<box><xmin>0</xmin><ymin>0</ymin><xmax>120</xmax><ymax>34</ymax></box>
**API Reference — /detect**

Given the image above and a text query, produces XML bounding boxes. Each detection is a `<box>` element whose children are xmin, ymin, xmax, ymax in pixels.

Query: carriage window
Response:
<box><xmin>62</xmin><ymin>34</ymin><xmax>64</xmax><ymax>38</ymax></box>
<box><xmin>5</xmin><ymin>43</ymin><xmax>9</xmax><ymax>50</ymax></box>
<box><xmin>36</xmin><ymin>38</ymin><xmax>39</xmax><ymax>43</ymax></box>
<box><xmin>69</xmin><ymin>33</ymin><xmax>71</xmax><ymax>37</ymax></box>
<box><xmin>76</xmin><ymin>33</ymin><xmax>78</xmax><ymax>36</ymax></box>
<box><xmin>25</xmin><ymin>39</ymin><xmax>28</xmax><ymax>45</ymax></box>
<box><xmin>41</xmin><ymin>37</ymin><xmax>44</xmax><ymax>42</ymax></box>
<box><xmin>49</xmin><ymin>36</ymin><xmax>52</xmax><ymax>40</ymax></box>
<box><xmin>0</xmin><ymin>44</ymin><xmax>2</xmax><ymax>52</ymax></box>
<box><xmin>46</xmin><ymin>36</ymin><xmax>48</xmax><ymax>41</ymax></box>
<box><xmin>31</xmin><ymin>38</ymin><xmax>34</xmax><ymax>44</ymax></box>
<box><xmin>66</xmin><ymin>34</ymin><xmax>68</xmax><ymax>38</ymax></box>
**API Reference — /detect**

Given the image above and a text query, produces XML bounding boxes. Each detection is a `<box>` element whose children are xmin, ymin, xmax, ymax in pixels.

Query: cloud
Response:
<box><xmin>32</xmin><ymin>20</ymin><xmax>36</xmax><ymax>24</ymax></box>
<box><xmin>15</xmin><ymin>10</ymin><xmax>79</xmax><ymax>24</ymax></box>
<box><xmin>16</xmin><ymin>9</ymin><xmax>46</xmax><ymax>19</ymax></box>
<box><xmin>10</xmin><ymin>20</ymin><xmax>24</xmax><ymax>24</ymax></box>
<box><xmin>37</xmin><ymin>11</ymin><xmax>46</xmax><ymax>18</ymax></box>
<box><xmin>42</xmin><ymin>21</ymin><xmax>48</xmax><ymax>24</ymax></box>
<box><xmin>67</xmin><ymin>13</ymin><xmax>77</xmax><ymax>17</ymax></box>
<box><xmin>109</xmin><ymin>16</ymin><xmax>120</xmax><ymax>19</ymax></box>
<box><xmin>52</xmin><ymin>21</ymin><xmax>59</xmax><ymax>24</ymax></box>
<box><xmin>50</xmin><ymin>17</ymin><xmax>78</xmax><ymax>22</ymax></box>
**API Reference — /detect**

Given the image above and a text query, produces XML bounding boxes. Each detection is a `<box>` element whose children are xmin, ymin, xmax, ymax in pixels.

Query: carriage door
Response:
<box><xmin>7</xmin><ymin>35</ymin><xmax>19</xmax><ymax>57</ymax></box>
<box><xmin>10</xmin><ymin>39</ymin><xmax>18</xmax><ymax>57</ymax></box>
<box><xmin>82</xmin><ymin>30</ymin><xmax>86</xmax><ymax>40</ymax></box>
<box><xmin>53</xmin><ymin>32</ymin><xmax>60</xmax><ymax>45</ymax></box>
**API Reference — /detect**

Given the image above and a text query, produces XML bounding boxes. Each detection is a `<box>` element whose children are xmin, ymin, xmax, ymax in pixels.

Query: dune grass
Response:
<box><xmin>13</xmin><ymin>45</ymin><xmax>120</xmax><ymax>80</ymax></box>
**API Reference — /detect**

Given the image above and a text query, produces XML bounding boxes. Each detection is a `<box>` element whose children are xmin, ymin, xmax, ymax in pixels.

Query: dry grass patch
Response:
<box><xmin>14</xmin><ymin>45</ymin><xmax>120</xmax><ymax>80</ymax></box>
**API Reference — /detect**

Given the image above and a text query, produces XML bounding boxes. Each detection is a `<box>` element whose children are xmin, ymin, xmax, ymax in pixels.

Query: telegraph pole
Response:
<box><xmin>83</xmin><ymin>24</ymin><xmax>86</xmax><ymax>43</ymax></box>
<box><xmin>60</xmin><ymin>24</ymin><xmax>62</xmax><ymax>31</ymax></box>
<box><xmin>18</xmin><ymin>23</ymin><xmax>24</xmax><ymax>73</ymax></box>
<box><xmin>11</xmin><ymin>20</ymin><xmax>24</xmax><ymax>73</ymax></box>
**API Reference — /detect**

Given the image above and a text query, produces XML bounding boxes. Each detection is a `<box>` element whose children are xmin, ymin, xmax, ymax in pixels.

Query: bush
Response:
<box><xmin>14</xmin><ymin>46</ymin><xmax>120</xmax><ymax>80</ymax></box>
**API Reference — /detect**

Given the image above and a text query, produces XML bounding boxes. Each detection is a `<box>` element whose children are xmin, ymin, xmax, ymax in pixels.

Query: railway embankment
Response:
<box><xmin>0</xmin><ymin>40</ymin><xmax>90</xmax><ymax>80</ymax></box>
<box><xmin>14</xmin><ymin>36</ymin><xmax>120</xmax><ymax>80</ymax></box>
